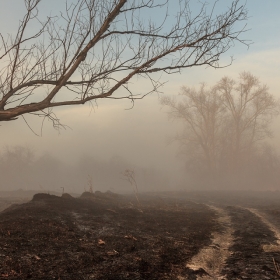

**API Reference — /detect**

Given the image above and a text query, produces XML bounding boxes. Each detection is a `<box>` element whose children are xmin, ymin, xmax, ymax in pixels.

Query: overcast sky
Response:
<box><xmin>0</xmin><ymin>0</ymin><xmax>279</xmax><ymax>192</ymax></box>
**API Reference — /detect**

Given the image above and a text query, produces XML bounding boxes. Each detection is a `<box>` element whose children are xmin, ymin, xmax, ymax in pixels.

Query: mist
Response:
<box><xmin>1</xmin><ymin>74</ymin><xmax>280</xmax><ymax>194</ymax></box>
<box><xmin>0</xmin><ymin>145</ymin><xmax>178</xmax><ymax>194</ymax></box>
<box><xmin>1</xmin><ymin>0</ymin><xmax>279</xmax><ymax>195</ymax></box>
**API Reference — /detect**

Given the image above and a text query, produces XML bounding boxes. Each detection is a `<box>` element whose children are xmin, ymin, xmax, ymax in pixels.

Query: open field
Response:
<box><xmin>1</xmin><ymin>191</ymin><xmax>280</xmax><ymax>279</ymax></box>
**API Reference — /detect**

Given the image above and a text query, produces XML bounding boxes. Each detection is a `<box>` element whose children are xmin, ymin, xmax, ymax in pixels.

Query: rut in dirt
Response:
<box><xmin>185</xmin><ymin>205</ymin><xmax>233</xmax><ymax>279</ymax></box>
<box><xmin>246</xmin><ymin>207</ymin><xmax>280</xmax><ymax>252</ymax></box>
<box><xmin>222</xmin><ymin>206</ymin><xmax>280</xmax><ymax>280</ymax></box>
<box><xmin>184</xmin><ymin>204</ymin><xmax>280</xmax><ymax>280</ymax></box>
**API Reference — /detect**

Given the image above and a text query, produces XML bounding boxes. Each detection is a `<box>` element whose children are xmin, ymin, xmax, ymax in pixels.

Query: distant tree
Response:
<box><xmin>216</xmin><ymin>72</ymin><xmax>279</xmax><ymax>170</ymax></box>
<box><xmin>253</xmin><ymin>144</ymin><xmax>280</xmax><ymax>190</ymax></box>
<box><xmin>0</xmin><ymin>146</ymin><xmax>35</xmax><ymax>189</ymax></box>
<box><xmin>161</xmin><ymin>72</ymin><xmax>280</xmax><ymax>188</ymax></box>
<box><xmin>161</xmin><ymin>84</ymin><xmax>227</xmax><ymax>180</ymax></box>
<box><xmin>0</xmin><ymin>0</ymin><xmax>248</xmax><ymax>128</ymax></box>
<box><xmin>0</xmin><ymin>146</ymin><xmax>35</xmax><ymax>166</ymax></box>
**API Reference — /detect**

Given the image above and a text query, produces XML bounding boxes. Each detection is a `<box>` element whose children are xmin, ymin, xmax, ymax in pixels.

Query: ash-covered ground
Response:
<box><xmin>1</xmin><ymin>190</ymin><xmax>280</xmax><ymax>279</ymax></box>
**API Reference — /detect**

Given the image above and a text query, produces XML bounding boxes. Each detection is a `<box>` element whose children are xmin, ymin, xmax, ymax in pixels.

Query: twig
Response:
<box><xmin>122</xmin><ymin>169</ymin><xmax>140</xmax><ymax>206</ymax></box>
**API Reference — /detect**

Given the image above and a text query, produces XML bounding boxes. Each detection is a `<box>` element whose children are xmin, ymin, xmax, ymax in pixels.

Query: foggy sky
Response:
<box><xmin>0</xmin><ymin>0</ymin><xmax>280</xmax><ymax>193</ymax></box>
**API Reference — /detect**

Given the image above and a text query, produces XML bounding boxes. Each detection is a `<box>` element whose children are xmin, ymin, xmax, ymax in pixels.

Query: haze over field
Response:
<box><xmin>0</xmin><ymin>0</ymin><xmax>280</xmax><ymax>193</ymax></box>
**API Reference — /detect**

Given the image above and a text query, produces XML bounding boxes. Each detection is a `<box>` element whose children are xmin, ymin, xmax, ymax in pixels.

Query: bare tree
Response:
<box><xmin>253</xmin><ymin>144</ymin><xmax>280</xmax><ymax>189</ymax></box>
<box><xmin>161</xmin><ymin>72</ymin><xmax>279</xmax><ymax>187</ymax></box>
<box><xmin>161</xmin><ymin>84</ymin><xmax>227</xmax><ymax>181</ymax></box>
<box><xmin>0</xmin><ymin>0</ymin><xmax>248</xmax><ymax>127</ymax></box>
<box><xmin>216</xmin><ymin>72</ymin><xmax>279</xmax><ymax>169</ymax></box>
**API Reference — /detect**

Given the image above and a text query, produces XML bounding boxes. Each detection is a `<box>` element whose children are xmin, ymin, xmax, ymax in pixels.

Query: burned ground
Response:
<box><xmin>0</xmin><ymin>192</ymin><xmax>218</xmax><ymax>279</ymax></box>
<box><xmin>0</xmin><ymin>191</ymin><xmax>280</xmax><ymax>279</ymax></box>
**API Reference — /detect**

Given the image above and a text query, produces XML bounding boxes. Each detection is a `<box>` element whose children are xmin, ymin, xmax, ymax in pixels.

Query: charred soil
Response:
<box><xmin>0</xmin><ymin>192</ymin><xmax>218</xmax><ymax>279</ymax></box>
<box><xmin>1</xmin><ymin>191</ymin><xmax>280</xmax><ymax>279</ymax></box>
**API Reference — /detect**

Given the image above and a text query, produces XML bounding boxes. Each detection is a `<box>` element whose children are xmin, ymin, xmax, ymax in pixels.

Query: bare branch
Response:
<box><xmin>0</xmin><ymin>0</ymin><xmax>249</xmax><ymax>128</ymax></box>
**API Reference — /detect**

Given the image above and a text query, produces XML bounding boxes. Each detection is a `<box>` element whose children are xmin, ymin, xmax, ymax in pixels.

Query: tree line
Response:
<box><xmin>0</xmin><ymin>146</ymin><xmax>169</xmax><ymax>192</ymax></box>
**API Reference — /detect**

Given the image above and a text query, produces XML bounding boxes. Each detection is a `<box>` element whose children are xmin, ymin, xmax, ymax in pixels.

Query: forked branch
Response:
<box><xmin>0</xmin><ymin>0</ymin><xmax>249</xmax><ymax>127</ymax></box>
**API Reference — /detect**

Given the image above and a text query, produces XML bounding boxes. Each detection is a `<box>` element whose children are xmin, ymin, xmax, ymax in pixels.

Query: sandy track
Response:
<box><xmin>246</xmin><ymin>208</ymin><xmax>280</xmax><ymax>253</ymax></box>
<box><xmin>185</xmin><ymin>204</ymin><xmax>280</xmax><ymax>279</ymax></box>
<box><xmin>222</xmin><ymin>206</ymin><xmax>280</xmax><ymax>279</ymax></box>
<box><xmin>186</xmin><ymin>205</ymin><xmax>233</xmax><ymax>280</ymax></box>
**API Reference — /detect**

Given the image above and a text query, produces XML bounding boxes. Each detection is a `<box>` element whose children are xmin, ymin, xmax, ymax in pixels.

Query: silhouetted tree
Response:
<box><xmin>161</xmin><ymin>84</ymin><xmax>227</xmax><ymax>180</ymax></box>
<box><xmin>216</xmin><ymin>72</ymin><xmax>279</xmax><ymax>170</ymax></box>
<box><xmin>161</xmin><ymin>72</ymin><xmax>280</xmax><ymax>188</ymax></box>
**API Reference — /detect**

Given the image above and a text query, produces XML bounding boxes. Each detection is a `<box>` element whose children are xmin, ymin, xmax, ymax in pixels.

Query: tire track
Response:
<box><xmin>222</xmin><ymin>206</ymin><xmax>280</xmax><ymax>280</ymax></box>
<box><xmin>185</xmin><ymin>205</ymin><xmax>280</xmax><ymax>279</ymax></box>
<box><xmin>186</xmin><ymin>205</ymin><xmax>233</xmax><ymax>279</ymax></box>
<box><xmin>246</xmin><ymin>208</ymin><xmax>280</xmax><ymax>253</ymax></box>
